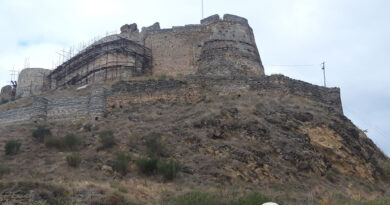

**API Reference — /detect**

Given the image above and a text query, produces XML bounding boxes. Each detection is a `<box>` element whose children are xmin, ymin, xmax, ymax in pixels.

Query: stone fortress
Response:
<box><xmin>0</xmin><ymin>14</ymin><xmax>342</xmax><ymax>124</ymax></box>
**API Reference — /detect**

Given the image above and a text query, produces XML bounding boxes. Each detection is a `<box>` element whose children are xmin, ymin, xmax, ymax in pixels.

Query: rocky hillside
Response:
<box><xmin>0</xmin><ymin>75</ymin><xmax>389</xmax><ymax>205</ymax></box>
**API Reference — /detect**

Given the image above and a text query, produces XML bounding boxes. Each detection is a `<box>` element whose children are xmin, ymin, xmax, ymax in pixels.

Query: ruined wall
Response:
<box><xmin>48</xmin><ymin>38</ymin><xmax>152</xmax><ymax>89</ymax></box>
<box><xmin>16</xmin><ymin>68</ymin><xmax>51</xmax><ymax>97</ymax></box>
<box><xmin>0</xmin><ymin>86</ymin><xmax>106</xmax><ymax>125</ymax></box>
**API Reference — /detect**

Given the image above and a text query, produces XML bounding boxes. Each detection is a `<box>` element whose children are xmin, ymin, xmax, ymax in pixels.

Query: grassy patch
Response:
<box><xmin>145</xmin><ymin>133</ymin><xmax>165</xmax><ymax>157</ymax></box>
<box><xmin>168</xmin><ymin>192</ymin><xmax>220</xmax><ymax>205</ymax></box>
<box><xmin>112</xmin><ymin>151</ymin><xmax>132</xmax><ymax>175</ymax></box>
<box><xmin>45</xmin><ymin>134</ymin><xmax>81</xmax><ymax>151</ymax></box>
<box><xmin>5</xmin><ymin>140</ymin><xmax>21</xmax><ymax>155</ymax></box>
<box><xmin>229</xmin><ymin>191</ymin><xmax>272</xmax><ymax>205</ymax></box>
<box><xmin>66</xmin><ymin>153</ymin><xmax>82</xmax><ymax>168</ymax></box>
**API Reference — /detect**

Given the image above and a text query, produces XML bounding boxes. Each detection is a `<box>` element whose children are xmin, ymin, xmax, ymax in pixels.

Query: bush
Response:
<box><xmin>66</xmin><ymin>153</ymin><xmax>81</xmax><ymax>168</ymax></box>
<box><xmin>168</xmin><ymin>192</ymin><xmax>220</xmax><ymax>205</ymax></box>
<box><xmin>45</xmin><ymin>137</ymin><xmax>64</xmax><ymax>149</ymax></box>
<box><xmin>5</xmin><ymin>140</ymin><xmax>21</xmax><ymax>155</ymax></box>
<box><xmin>99</xmin><ymin>130</ymin><xmax>116</xmax><ymax>149</ymax></box>
<box><xmin>145</xmin><ymin>133</ymin><xmax>165</xmax><ymax>157</ymax></box>
<box><xmin>32</xmin><ymin>125</ymin><xmax>52</xmax><ymax>142</ymax></box>
<box><xmin>158</xmin><ymin>159</ymin><xmax>181</xmax><ymax>181</ymax></box>
<box><xmin>112</xmin><ymin>152</ymin><xmax>132</xmax><ymax>175</ymax></box>
<box><xmin>63</xmin><ymin>134</ymin><xmax>81</xmax><ymax>150</ymax></box>
<box><xmin>45</xmin><ymin>134</ymin><xmax>81</xmax><ymax>151</ymax></box>
<box><xmin>1</xmin><ymin>98</ymin><xmax>9</xmax><ymax>104</ymax></box>
<box><xmin>0</xmin><ymin>165</ymin><xmax>11</xmax><ymax>178</ymax></box>
<box><xmin>135</xmin><ymin>157</ymin><xmax>159</xmax><ymax>175</ymax></box>
<box><xmin>229</xmin><ymin>191</ymin><xmax>272</xmax><ymax>205</ymax></box>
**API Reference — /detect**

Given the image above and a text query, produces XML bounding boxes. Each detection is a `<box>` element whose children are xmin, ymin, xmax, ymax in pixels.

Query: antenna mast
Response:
<box><xmin>201</xmin><ymin>0</ymin><xmax>204</xmax><ymax>19</ymax></box>
<box><xmin>322</xmin><ymin>61</ymin><xmax>326</xmax><ymax>87</ymax></box>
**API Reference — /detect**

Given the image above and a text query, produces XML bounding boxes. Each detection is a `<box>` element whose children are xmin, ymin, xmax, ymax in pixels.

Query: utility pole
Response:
<box><xmin>201</xmin><ymin>0</ymin><xmax>204</xmax><ymax>19</ymax></box>
<box><xmin>321</xmin><ymin>61</ymin><xmax>326</xmax><ymax>87</ymax></box>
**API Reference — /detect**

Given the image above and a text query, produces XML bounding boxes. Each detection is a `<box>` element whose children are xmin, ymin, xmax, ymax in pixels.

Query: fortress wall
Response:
<box><xmin>0</xmin><ymin>86</ymin><xmax>107</xmax><ymax>125</ymax></box>
<box><xmin>144</xmin><ymin>25</ymin><xmax>210</xmax><ymax>76</ymax></box>
<box><xmin>0</xmin><ymin>107</ymin><xmax>34</xmax><ymax>124</ymax></box>
<box><xmin>46</xmin><ymin>96</ymin><xmax>90</xmax><ymax>120</ymax></box>
<box><xmin>16</xmin><ymin>68</ymin><xmax>51</xmax><ymax>98</ymax></box>
<box><xmin>106</xmin><ymin>75</ymin><xmax>343</xmax><ymax>114</ymax></box>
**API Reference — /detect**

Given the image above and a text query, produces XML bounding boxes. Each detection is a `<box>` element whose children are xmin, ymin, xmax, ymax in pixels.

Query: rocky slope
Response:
<box><xmin>0</xmin><ymin>75</ymin><xmax>389</xmax><ymax>205</ymax></box>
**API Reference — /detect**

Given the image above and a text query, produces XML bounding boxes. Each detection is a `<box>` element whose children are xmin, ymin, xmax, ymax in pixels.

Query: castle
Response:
<box><xmin>0</xmin><ymin>14</ymin><xmax>342</xmax><ymax>124</ymax></box>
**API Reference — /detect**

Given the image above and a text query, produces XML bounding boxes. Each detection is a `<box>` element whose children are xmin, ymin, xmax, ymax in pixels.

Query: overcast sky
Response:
<box><xmin>0</xmin><ymin>0</ymin><xmax>389</xmax><ymax>155</ymax></box>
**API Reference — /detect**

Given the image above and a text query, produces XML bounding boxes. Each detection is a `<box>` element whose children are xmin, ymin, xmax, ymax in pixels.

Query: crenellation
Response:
<box><xmin>200</xmin><ymin>14</ymin><xmax>220</xmax><ymax>25</ymax></box>
<box><xmin>223</xmin><ymin>14</ymin><xmax>249</xmax><ymax>25</ymax></box>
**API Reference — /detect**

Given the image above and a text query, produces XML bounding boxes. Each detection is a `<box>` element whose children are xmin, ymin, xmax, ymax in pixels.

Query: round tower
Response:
<box><xmin>16</xmin><ymin>68</ymin><xmax>51</xmax><ymax>98</ymax></box>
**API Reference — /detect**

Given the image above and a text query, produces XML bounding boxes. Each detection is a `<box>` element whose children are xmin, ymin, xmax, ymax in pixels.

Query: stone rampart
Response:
<box><xmin>106</xmin><ymin>75</ymin><xmax>343</xmax><ymax>114</ymax></box>
<box><xmin>0</xmin><ymin>86</ymin><xmax>106</xmax><ymax>125</ymax></box>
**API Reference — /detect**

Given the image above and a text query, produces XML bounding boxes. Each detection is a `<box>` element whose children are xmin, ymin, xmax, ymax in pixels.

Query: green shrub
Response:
<box><xmin>112</xmin><ymin>152</ymin><xmax>132</xmax><ymax>175</ymax></box>
<box><xmin>63</xmin><ymin>134</ymin><xmax>81</xmax><ymax>150</ymax></box>
<box><xmin>1</xmin><ymin>98</ymin><xmax>9</xmax><ymax>104</ymax></box>
<box><xmin>229</xmin><ymin>191</ymin><xmax>272</xmax><ymax>205</ymax></box>
<box><xmin>145</xmin><ymin>133</ymin><xmax>165</xmax><ymax>157</ymax></box>
<box><xmin>99</xmin><ymin>130</ymin><xmax>116</xmax><ymax>149</ymax></box>
<box><xmin>66</xmin><ymin>153</ymin><xmax>81</xmax><ymax>168</ymax></box>
<box><xmin>45</xmin><ymin>134</ymin><xmax>81</xmax><ymax>151</ymax></box>
<box><xmin>135</xmin><ymin>157</ymin><xmax>159</xmax><ymax>175</ymax></box>
<box><xmin>0</xmin><ymin>165</ymin><xmax>11</xmax><ymax>178</ymax></box>
<box><xmin>45</xmin><ymin>137</ymin><xmax>64</xmax><ymax>149</ymax></box>
<box><xmin>32</xmin><ymin>125</ymin><xmax>52</xmax><ymax>142</ymax></box>
<box><xmin>5</xmin><ymin>140</ymin><xmax>21</xmax><ymax>155</ymax></box>
<box><xmin>168</xmin><ymin>192</ymin><xmax>220</xmax><ymax>205</ymax></box>
<box><xmin>158</xmin><ymin>159</ymin><xmax>181</xmax><ymax>181</ymax></box>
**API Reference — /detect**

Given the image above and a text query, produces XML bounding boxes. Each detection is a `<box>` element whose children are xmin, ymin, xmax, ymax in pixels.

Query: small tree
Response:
<box><xmin>32</xmin><ymin>125</ymin><xmax>52</xmax><ymax>142</ymax></box>
<box><xmin>5</xmin><ymin>140</ymin><xmax>21</xmax><ymax>155</ymax></box>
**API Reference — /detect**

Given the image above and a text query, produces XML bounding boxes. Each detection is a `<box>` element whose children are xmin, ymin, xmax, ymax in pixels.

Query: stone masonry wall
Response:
<box><xmin>106</xmin><ymin>75</ymin><xmax>343</xmax><ymax>114</ymax></box>
<box><xmin>0</xmin><ymin>86</ymin><xmax>106</xmax><ymax>125</ymax></box>
<box><xmin>140</xmin><ymin>14</ymin><xmax>264</xmax><ymax>77</ymax></box>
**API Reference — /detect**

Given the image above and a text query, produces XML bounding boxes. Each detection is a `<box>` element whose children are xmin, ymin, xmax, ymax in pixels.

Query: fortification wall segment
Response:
<box><xmin>0</xmin><ymin>86</ymin><xmax>107</xmax><ymax>125</ymax></box>
<box><xmin>106</xmin><ymin>75</ymin><xmax>342</xmax><ymax>114</ymax></box>
<box><xmin>16</xmin><ymin>68</ymin><xmax>51</xmax><ymax>98</ymax></box>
